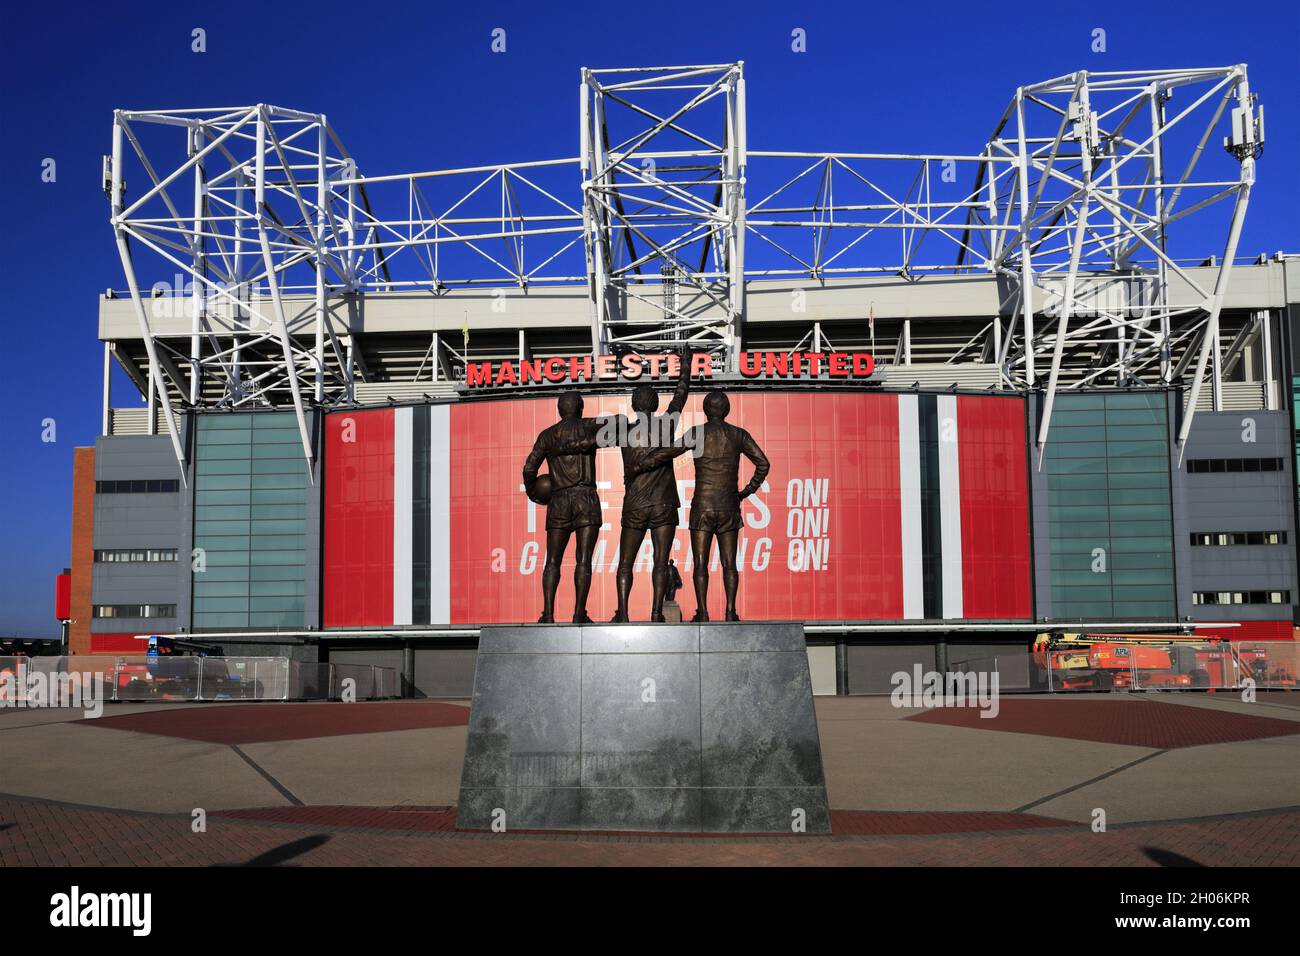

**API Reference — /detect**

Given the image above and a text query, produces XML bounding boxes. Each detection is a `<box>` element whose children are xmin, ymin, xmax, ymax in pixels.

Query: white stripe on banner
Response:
<box><xmin>897</xmin><ymin>395</ymin><xmax>924</xmax><ymax>620</ymax></box>
<box><xmin>393</xmin><ymin>407</ymin><xmax>413</xmax><ymax>626</ymax></box>
<box><xmin>430</xmin><ymin>405</ymin><xmax>451</xmax><ymax>625</ymax></box>
<box><xmin>937</xmin><ymin>394</ymin><xmax>964</xmax><ymax>619</ymax></box>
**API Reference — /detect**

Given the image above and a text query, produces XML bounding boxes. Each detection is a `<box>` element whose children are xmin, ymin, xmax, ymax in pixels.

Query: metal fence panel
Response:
<box><xmin>2</xmin><ymin>655</ymin><xmax>402</xmax><ymax>703</ymax></box>
<box><xmin>1236</xmin><ymin>642</ymin><xmax>1300</xmax><ymax>690</ymax></box>
<box><xmin>196</xmin><ymin>658</ymin><xmax>290</xmax><ymax>700</ymax></box>
<box><xmin>332</xmin><ymin>664</ymin><xmax>375</xmax><ymax>700</ymax></box>
<box><xmin>0</xmin><ymin>656</ymin><xmax>113</xmax><ymax>705</ymax></box>
<box><xmin>115</xmin><ymin>655</ymin><xmax>202</xmax><ymax>700</ymax></box>
<box><xmin>951</xmin><ymin>653</ymin><xmax>1030</xmax><ymax>692</ymax></box>
<box><xmin>289</xmin><ymin>661</ymin><xmax>334</xmax><ymax>700</ymax></box>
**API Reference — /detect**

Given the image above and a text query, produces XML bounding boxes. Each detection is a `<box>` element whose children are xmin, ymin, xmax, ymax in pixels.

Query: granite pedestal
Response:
<box><xmin>455</xmin><ymin>622</ymin><xmax>831</xmax><ymax>833</ymax></box>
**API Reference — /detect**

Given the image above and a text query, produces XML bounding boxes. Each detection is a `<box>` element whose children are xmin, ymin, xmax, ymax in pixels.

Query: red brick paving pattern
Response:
<box><xmin>907</xmin><ymin>698</ymin><xmax>1300</xmax><ymax>749</ymax></box>
<box><xmin>75</xmin><ymin>701</ymin><xmax>469</xmax><ymax>744</ymax></box>
<box><xmin>215</xmin><ymin>806</ymin><xmax>1075</xmax><ymax>837</ymax></box>
<box><xmin>2</xmin><ymin>797</ymin><xmax>1297</xmax><ymax>866</ymax></box>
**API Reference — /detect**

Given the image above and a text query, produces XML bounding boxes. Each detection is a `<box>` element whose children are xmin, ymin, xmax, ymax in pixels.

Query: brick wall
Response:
<box><xmin>68</xmin><ymin>447</ymin><xmax>96</xmax><ymax>655</ymax></box>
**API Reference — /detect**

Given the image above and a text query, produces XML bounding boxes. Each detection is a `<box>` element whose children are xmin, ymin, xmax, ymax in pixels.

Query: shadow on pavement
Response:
<box><xmin>1143</xmin><ymin>846</ymin><xmax>1205</xmax><ymax>867</ymax></box>
<box><xmin>220</xmin><ymin>834</ymin><xmax>332</xmax><ymax>867</ymax></box>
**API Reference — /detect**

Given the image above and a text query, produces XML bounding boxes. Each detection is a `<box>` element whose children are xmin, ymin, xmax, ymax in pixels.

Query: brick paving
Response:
<box><xmin>907</xmin><ymin>697</ymin><xmax>1300</xmax><ymax>748</ymax></box>
<box><xmin>77</xmin><ymin>700</ymin><xmax>469</xmax><ymax>744</ymax></box>
<box><xmin>2</xmin><ymin>796</ymin><xmax>1296</xmax><ymax>866</ymax></box>
<box><xmin>215</xmin><ymin>805</ymin><xmax>1076</xmax><ymax>837</ymax></box>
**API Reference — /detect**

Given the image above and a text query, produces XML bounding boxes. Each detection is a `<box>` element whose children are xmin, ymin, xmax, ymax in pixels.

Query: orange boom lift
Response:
<box><xmin>1031</xmin><ymin>632</ymin><xmax>1229</xmax><ymax>691</ymax></box>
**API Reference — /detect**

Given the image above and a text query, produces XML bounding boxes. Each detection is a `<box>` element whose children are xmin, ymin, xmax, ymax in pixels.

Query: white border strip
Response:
<box><xmin>937</xmin><ymin>394</ymin><xmax>964</xmax><ymax>619</ymax></box>
<box><xmin>392</xmin><ymin>407</ymin><xmax>413</xmax><ymax>625</ymax></box>
<box><xmin>430</xmin><ymin>405</ymin><xmax>451</xmax><ymax>625</ymax></box>
<box><xmin>898</xmin><ymin>395</ymin><xmax>924</xmax><ymax>619</ymax></box>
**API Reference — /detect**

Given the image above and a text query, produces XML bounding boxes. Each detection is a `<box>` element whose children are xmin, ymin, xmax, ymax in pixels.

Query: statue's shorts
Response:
<box><xmin>688</xmin><ymin>509</ymin><xmax>743</xmax><ymax>534</ymax></box>
<box><xmin>545</xmin><ymin>485</ymin><xmax>603</xmax><ymax>531</ymax></box>
<box><xmin>621</xmin><ymin>502</ymin><xmax>678</xmax><ymax>530</ymax></box>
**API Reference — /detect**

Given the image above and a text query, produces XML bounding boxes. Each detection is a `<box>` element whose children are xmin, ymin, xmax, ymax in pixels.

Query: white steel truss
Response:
<box><xmin>107</xmin><ymin>63</ymin><xmax>1263</xmax><ymax>470</ymax></box>
<box><xmin>582</xmin><ymin>64</ymin><xmax>746</xmax><ymax>362</ymax></box>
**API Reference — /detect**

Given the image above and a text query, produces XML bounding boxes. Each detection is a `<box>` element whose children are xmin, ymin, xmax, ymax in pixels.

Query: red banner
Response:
<box><xmin>323</xmin><ymin>391</ymin><xmax>1032</xmax><ymax>626</ymax></box>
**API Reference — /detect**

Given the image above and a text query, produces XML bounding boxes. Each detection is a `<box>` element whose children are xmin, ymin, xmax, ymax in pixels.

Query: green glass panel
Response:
<box><xmin>252</xmin><ymin>473</ymin><xmax>308</xmax><ymax>490</ymax></box>
<box><xmin>249</xmin><ymin>550</ymin><xmax>302</xmax><ymax>566</ymax></box>
<box><xmin>1111</xmin><ymin>551</ymin><xmax>1174</xmax><ymax>570</ymax></box>
<box><xmin>251</xmin><ymin>503</ymin><xmax>305</xmax><ymax>520</ymax></box>
<box><xmin>196</xmin><ymin>432</ymin><xmax>253</xmax><ymax>449</ymax></box>
<box><xmin>193</xmin><ymin>566</ymin><xmax>249</xmax><ymax>583</ymax></box>
<box><xmin>249</xmin><ymin>565</ymin><xmax>304</xmax><ymax>582</ymax></box>
<box><xmin>195</xmin><ymin>504</ymin><xmax>251</xmax><ymax>522</ymax></box>
<box><xmin>193</xmin><ymin>611</ymin><xmax>247</xmax><ymax>628</ymax></box>
<box><xmin>1107</xmin><ymin>440</ymin><xmax>1167</xmax><ymax>458</ymax></box>
<box><xmin>196</xmin><ymin>489</ymin><xmax>251</xmax><ymax>506</ymax></box>
<box><xmin>194</xmin><ymin>475</ymin><xmax>251</xmax><ymax>491</ymax></box>
<box><xmin>196</xmin><ymin>458</ymin><xmax>252</xmax><ymax>476</ymax></box>
<box><xmin>193</xmin><ymin>581</ymin><xmax>253</xmax><ymax>598</ymax></box>
<box><xmin>1107</xmin><ymin>456</ymin><xmax>1170</xmax><ymax>474</ymax></box>
<box><xmin>251</xmin><ymin>488</ymin><xmax>304</xmax><ymax>505</ymax></box>
<box><xmin>193</xmin><ymin>597</ymin><xmax>250</xmax><ymax>613</ymax></box>
<box><xmin>1049</xmin><ymin>425</ymin><xmax>1109</xmax><ymax>442</ymax></box>
<box><xmin>1106</xmin><ymin>487</ymin><xmax>1168</xmax><ymax>506</ymax></box>
<box><xmin>250</xmin><ymin>580</ymin><xmax>305</xmax><ymax>597</ymax></box>
<box><xmin>1113</xmin><ymin>601</ymin><xmax>1175</xmax><ymax>617</ymax></box>
<box><xmin>195</xmin><ymin>519</ymin><xmax>251</xmax><ymax>536</ymax></box>
<box><xmin>1054</xmin><ymin>602</ymin><xmax>1118</xmax><ymax>618</ymax></box>
<box><xmin>1105</xmin><ymin>424</ymin><xmax>1168</xmax><ymax>441</ymax></box>
<box><xmin>251</xmin><ymin>428</ymin><xmax>303</xmax><ymax>444</ymax></box>
<box><xmin>252</xmin><ymin>443</ymin><xmax>303</xmax><ymax>460</ymax></box>
<box><xmin>198</xmin><ymin>414</ymin><xmax>254</xmax><ymax>430</ymax></box>
<box><xmin>250</xmin><ymin>596</ymin><xmax>305</xmax><ymax>613</ymax></box>
<box><xmin>249</xmin><ymin>611</ymin><xmax>304</xmax><ymax>628</ymax></box>
<box><xmin>198</xmin><ymin>550</ymin><xmax>250</xmax><ymax>568</ymax></box>
<box><xmin>193</xmin><ymin>536</ymin><xmax>249</xmax><ymax>552</ymax></box>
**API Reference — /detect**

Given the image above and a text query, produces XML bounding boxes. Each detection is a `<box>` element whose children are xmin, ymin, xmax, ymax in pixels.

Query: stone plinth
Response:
<box><xmin>455</xmin><ymin>622</ymin><xmax>830</xmax><ymax>833</ymax></box>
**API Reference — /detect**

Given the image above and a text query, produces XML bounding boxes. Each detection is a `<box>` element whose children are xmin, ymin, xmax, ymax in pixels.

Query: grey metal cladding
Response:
<box><xmin>91</xmin><ymin>434</ymin><xmax>184</xmax><ymax>627</ymax></box>
<box><xmin>94</xmin><ymin>435</ymin><xmax>184</xmax><ymax>480</ymax></box>
<box><xmin>1176</xmin><ymin>410</ymin><xmax>1297</xmax><ymax>619</ymax></box>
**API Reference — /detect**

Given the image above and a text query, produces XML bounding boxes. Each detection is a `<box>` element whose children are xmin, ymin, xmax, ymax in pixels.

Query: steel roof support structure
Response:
<box><xmin>107</xmin><ymin>63</ymin><xmax>1262</xmax><ymax>471</ymax></box>
<box><xmin>108</xmin><ymin>104</ymin><xmax>372</xmax><ymax>473</ymax></box>
<box><xmin>581</xmin><ymin>64</ymin><xmax>746</xmax><ymax>365</ymax></box>
<box><xmin>977</xmin><ymin>67</ymin><xmax>1263</xmax><ymax>456</ymax></box>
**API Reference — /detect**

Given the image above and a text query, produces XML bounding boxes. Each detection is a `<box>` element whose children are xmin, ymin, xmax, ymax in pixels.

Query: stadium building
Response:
<box><xmin>59</xmin><ymin>64</ymin><xmax>1300</xmax><ymax>695</ymax></box>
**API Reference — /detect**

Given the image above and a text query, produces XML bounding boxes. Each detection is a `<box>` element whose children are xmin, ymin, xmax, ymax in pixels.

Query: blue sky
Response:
<box><xmin>1</xmin><ymin>0</ymin><xmax>1296</xmax><ymax>636</ymax></box>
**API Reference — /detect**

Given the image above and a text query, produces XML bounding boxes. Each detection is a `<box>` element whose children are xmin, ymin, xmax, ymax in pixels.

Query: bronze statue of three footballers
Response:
<box><xmin>522</xmin><ymin>350</ymin><xmax>768</xmax><ymax>624</ymax></box>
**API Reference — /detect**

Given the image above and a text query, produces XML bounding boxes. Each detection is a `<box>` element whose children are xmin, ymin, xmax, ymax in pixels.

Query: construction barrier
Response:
<box><xmin>0</xmin><ymin>656</ymin><xmax>401</xmax><ymax>703</ymax></box>
<box><xmin>951</xmin><ymin>640</ymin><xmax>1298</xmax><ymax>694</ymax></box>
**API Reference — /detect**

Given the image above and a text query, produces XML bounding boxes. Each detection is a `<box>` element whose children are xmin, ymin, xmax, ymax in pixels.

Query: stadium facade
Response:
<box><xmin>59</xmin><ymin>64</ymin><xmax>1300</xmax><ymax>695</ymax></box>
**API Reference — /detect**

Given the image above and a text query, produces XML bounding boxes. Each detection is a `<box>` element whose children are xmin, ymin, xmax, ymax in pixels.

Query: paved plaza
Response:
<box><xmin>1</xmin><ymin>692</ymin><xmax>1296</xmax><ymax>866</ymax></box>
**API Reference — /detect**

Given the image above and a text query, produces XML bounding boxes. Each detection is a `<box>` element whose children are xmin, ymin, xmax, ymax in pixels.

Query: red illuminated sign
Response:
<box><xmin>464</xmin><ymin>351</ymin><xmax>877</xmax><ymax>388</ymax></box>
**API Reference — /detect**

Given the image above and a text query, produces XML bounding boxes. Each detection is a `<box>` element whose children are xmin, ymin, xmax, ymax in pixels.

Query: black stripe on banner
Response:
<box><xmin>917</xmin><ymin>394</ymin><xmax>943</xmax><ymax>619</ymax></box>
<box><xmin>412</xmin><ymin>405</ymin><xmax>432</xmax><ymax>625</ymax></box>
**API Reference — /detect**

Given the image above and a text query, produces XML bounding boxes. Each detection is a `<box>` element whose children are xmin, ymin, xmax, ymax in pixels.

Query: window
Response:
<box><xmin>1192</xmin><ymin>591</ymin><xmax>1290</xmax><ymax>606</ymax></box>
<box><xmin>92</xmin><ymin>604</ymin><xmax>177</xmax><ymax>618</ymax></box>
<box><xmin>1190</xmin><ymin>531</ymin><xmax>1287</xmax><ymax>547</ymax></box>
<box><xmin>94</xmin><ymin>549</ymin><xmax>178</xmax><ymax>563</ymax></box>
<box><xmin>96</xmin><ymin>479</ymin><xmax>181</xmax><ymax>494</ymax></box>
<box><xmin>1186</xmin><ymin>458</ymin><xmax>1284</xmax><ymax>474</ymax></box>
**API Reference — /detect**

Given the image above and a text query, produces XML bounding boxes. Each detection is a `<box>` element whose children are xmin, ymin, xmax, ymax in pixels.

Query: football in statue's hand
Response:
<box><xmin>531</xmin><ymin>473</ymin><xmax>554</xmax><ymax>505</ymax></box>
